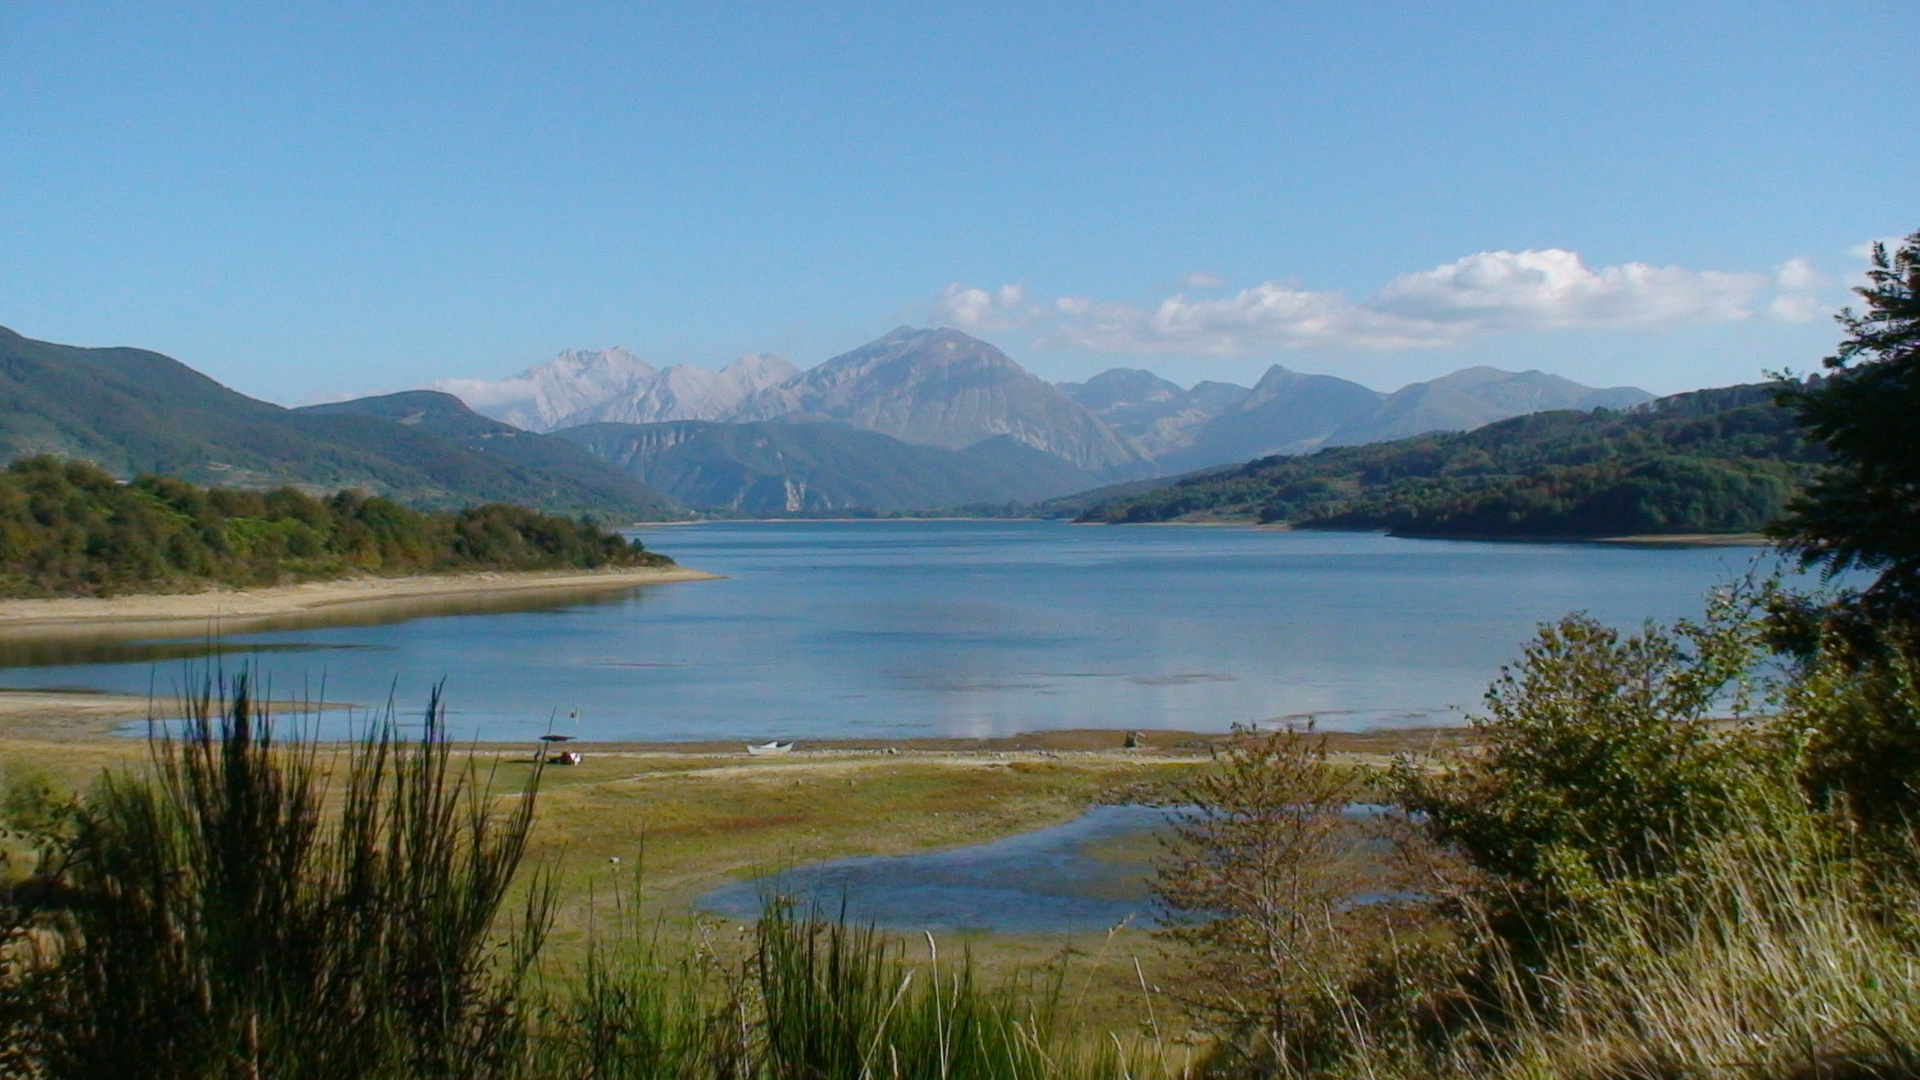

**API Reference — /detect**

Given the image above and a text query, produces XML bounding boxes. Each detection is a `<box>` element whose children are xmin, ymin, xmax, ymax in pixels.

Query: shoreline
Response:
<box><xmin>0</xmin><ymin>693</ymin><xmax>1471</xmax><ymax>756</ymax></box>
<box><xmin>0</xmin><ymin>565</ymin><xmax>721</xmax><ymax>642</ymax></box>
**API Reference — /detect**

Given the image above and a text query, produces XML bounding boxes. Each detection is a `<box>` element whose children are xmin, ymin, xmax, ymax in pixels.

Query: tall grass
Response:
<box><xmin>1273</xmin><ymin>806</ymin><xmax>1920</xmax><ymax>1080</ymax></box>
<box><xmin>1491</xmin><ymin>811</ymin><xmax>1920</xmax><ymax>1080</ymax></box>
<box><xmin>5</xmin><ymin>674</ymin><xmax>551</xmax><ymax>1080</ymax></box>
<box><xmin>534</xmin><ymin>897</ymin><xmax>1167</xmax><ymax>1080</ymax></box>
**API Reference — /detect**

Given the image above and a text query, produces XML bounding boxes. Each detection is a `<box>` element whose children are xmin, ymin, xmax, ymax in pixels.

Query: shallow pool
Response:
<box><xmin>697</xmin><ymin>803</ymin><xmax>1180</xmax><ymax>935</ymax></box>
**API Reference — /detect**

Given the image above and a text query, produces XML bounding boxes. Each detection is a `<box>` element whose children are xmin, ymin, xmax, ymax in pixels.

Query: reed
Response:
<box><xmin>1491</xmin><ymin>810</ymin><xmax>1920</xmax><ymax>1080</ymax></box>
<box><xmin>5</xmin><ymin>673</ymin><xmax>550</xmax><ymax>1080</ymax></box>
<box><xmin>535</xmin><ymin>896</ymin><xmax>1166</xmax><ymax>1080</ymax></box>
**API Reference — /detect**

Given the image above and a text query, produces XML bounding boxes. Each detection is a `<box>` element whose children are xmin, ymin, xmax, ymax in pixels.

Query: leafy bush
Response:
<box><xmin>1391</xmin><ymin>589</ymin><xmax>1778</xmax><ymax>932</ymax></box>
<box><xmin>1785</xmin><ymin>632</ymin><xmax>1920</xmax><ymax>843</ymax></box>
<box><xmin>1152</xmin><ymin>731</ymin><xmax>1364</xmax><ymax>1058</ymax></box>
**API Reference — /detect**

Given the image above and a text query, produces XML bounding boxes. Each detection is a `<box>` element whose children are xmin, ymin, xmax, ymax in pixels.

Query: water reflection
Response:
<box><xmin>0</xmin><ymin>639</ymin><xmax>380</xmax><ymax>670</ymax></box>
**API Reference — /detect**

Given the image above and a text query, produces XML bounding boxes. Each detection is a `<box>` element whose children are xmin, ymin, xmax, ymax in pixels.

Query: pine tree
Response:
<box><xmin>1770</xmin><ymin>230</ymin><xmax>1920</xmax><ymax>617</ymax></box>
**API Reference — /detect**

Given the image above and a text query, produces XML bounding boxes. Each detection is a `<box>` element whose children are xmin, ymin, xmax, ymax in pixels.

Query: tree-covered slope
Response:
<box><xmin>556</xmin><ymin>419</ymin><xmax>1096</xmax><ymax>513</ymax></box>
<box><xmin>1075</xmin><ymin>383</ymin><xmax>1823</xmax><ymax>537</ymax></box>
<box><xmin>0</xmin><ymin>327</ymin><xmax>673</xmax><ymax>519</ymax></box>
<box><xmin>0</xmin><ymin>456</ymin><xmax>669</xmax><ymax>598</ymax></box>
<box><xmin>295</xmin><ymin>391</ymin><xmax>677</xmax><ymax>518</ymax></box>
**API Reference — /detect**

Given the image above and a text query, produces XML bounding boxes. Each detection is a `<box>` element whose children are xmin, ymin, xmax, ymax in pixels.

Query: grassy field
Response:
<box><xmin>0</xmin><ymin>716</ymin><xmax>1449</xmax><ymax>1042</ymax></box>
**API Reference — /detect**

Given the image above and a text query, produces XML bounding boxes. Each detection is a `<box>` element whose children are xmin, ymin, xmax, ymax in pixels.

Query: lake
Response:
<box><xmin>0</xmin><ymin>521</ymin><xmax>1783</xmax><ymax>743</ymax></box>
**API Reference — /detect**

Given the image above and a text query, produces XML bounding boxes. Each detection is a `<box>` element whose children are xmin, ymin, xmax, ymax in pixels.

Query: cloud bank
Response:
<box><xmin>930</xmin><ymin>249</ymin><xmax>1829</xmax><ymax>355</ymax></box>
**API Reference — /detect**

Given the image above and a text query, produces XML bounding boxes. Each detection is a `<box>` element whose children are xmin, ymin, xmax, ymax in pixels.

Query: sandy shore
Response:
<box><xmin>1594</xmin><ymin>533</ymin><xmax>1771</xmax><ymax>546</ymax></box>
<box><xmin>0</xmin><ymin>565</ymin><xmax>720</xmax><ymax>642</ymax></box>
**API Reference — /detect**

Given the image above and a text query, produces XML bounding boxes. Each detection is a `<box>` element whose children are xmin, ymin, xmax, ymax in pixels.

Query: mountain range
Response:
<box><xmin>1058</xmin><ymin>363</ymin><xmax>1653</xmax><ymax>471</ymax></box>
<box><xmin>434</xmin><ymin>348</ymin><xmax>799</xmax><ymax>432</ymax></box>
<box><xmin>554</xmin><ymin>421</ymin><xmax>1090</xmax><ymax>513</ymax></box>
<box><xmin>0</xmin><ymin>321</ymin><xmax>1661</xmax><ymax>520</ymax></box>
<box><xmin>443</xmin><ymin>327</ymin><xmax>1651</xmax><ymax>496</ymax></box>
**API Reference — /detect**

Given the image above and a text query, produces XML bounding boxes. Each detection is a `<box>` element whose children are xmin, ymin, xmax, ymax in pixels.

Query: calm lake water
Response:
<box><xmin>0</xmin><ymin>521</ymin><xmax>1783</xmax><ymax>743</ymax></box>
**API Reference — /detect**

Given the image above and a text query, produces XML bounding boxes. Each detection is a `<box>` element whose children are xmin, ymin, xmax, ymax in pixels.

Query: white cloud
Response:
<box><xmin>1177</xmin><ymin>271</ymin><xmax>1226</xmax><ymax>289</ymax></box>
<box><xmin>1775</xmin><ymin>257</ymin><xmax>1819</xmax><ymax>292</ymax></box>
<box><xmin>930</xmin><ymin>248</ymin><xmax>1832</xmax><ymax>355</ymax></box>
<box><xmin>928</xmin><ymin>282</ymin><xmax>1042</xmax><ymax>331</ymax></box>
<box><xmin>1369</xmin><ymin>249</ymin><xmax>1763</xmax><ymax>330</ymax></box>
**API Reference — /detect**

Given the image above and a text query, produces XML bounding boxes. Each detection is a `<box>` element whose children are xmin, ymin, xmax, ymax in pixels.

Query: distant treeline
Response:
<box><xmin>1078</xmin><ymin>383</ymin><xmax>1824</xmax><ymax>537</ymax></box>
<box><xmin>0</xmin><ymin>456</ymin><xmax>668</xmax><ymax>597</ymax></box>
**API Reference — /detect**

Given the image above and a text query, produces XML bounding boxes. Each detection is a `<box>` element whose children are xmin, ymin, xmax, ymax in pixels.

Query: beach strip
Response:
<box><xmin>0</xmin><ymin>565</ymin><xmax>720</xmax><ymax>641</ymax></box>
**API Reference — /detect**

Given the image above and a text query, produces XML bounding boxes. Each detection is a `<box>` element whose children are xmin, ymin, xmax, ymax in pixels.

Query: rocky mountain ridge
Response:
<box><xmin>435</xmin><ymin>348</ymin><xmax>798</xmax><ymax>432</ymax></box>
<box><xmin>721</xmin><ymin>327</ymin><xmax>1145</xmax><ymax>473</ymax></box>
<box><xmin>1066</xmin><ymin>361</ymin><xmax>1654</xmax><ymax>471</ymax></box>
<box><xmin>446</xmin><ymin>329</ymin><xmax>1651</xmax><ymax>477</ymax></box>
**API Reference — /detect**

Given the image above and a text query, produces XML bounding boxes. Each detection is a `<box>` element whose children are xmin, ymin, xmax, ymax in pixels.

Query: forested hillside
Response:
<box><xmin>0</xmin><ymin>327</ymin><xmax>675</xmax><ymax>519</ymax></box>
<box><xmin>0</xmin><ymin>457</ymin><xmax>668</xmax><ymax>597</ymax></box>
<box><xmin>555</xmin><ymin>419</ymin><xmax>1095</xmax><ymax>513</ymax></box>
<box><xmin>1077</xmin><ymin>383</ymin><xmax>1821</xmax><ymax>537</ymax></box>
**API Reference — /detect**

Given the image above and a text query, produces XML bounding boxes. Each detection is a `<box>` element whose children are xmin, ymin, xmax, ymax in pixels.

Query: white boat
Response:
<box><xmin>746</xmin><ymin>741</ymin><xmax>794</xmax><ymax>756</ymax></box>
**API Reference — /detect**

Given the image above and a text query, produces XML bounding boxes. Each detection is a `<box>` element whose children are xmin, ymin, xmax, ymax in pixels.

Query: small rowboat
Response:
<box><xmin>746</xmin><ymin>741</ymin><xmax>794</xmax><ymax>756</ymax></box>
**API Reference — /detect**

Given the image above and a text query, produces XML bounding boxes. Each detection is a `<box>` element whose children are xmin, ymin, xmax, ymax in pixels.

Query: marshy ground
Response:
<box><xmin>0</xmin><ymin>715</ymin><xmax>1463</xmax><ymax>1035</ymax></box>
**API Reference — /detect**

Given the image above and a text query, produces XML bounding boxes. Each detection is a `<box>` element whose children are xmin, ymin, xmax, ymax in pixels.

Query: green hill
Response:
<box><xmin>0</xmin><ymin>327</ymin><xmax>674</xmax><ymax>519</ymax></box>
<box><xmin>1075</xmin><ymin>383</ymin><xmax>1823</xmax><ymax>538</ymax></box>
<box><xmin>294</xmin><ymin>391</ymin><xmax>678</xmax><ymax>518</ymax></box>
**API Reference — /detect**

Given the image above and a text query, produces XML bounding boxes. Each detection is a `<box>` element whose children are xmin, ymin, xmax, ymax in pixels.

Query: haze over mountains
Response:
<box><xmin>554</xmin><ymin>422</ymin><xmax>1090</xmax><ymax>514</ymax></box>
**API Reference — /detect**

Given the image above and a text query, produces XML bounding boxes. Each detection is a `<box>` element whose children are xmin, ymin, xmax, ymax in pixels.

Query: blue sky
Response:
<box><xmin>1</xmin><ymin>1</ymin><xmax>1913</xmax><ymax>403</ymax></box>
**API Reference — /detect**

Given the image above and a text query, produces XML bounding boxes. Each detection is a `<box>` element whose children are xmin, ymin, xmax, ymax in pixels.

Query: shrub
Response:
<box><xmin>3</xmin><ymin>676</ymin><xmax>550</xmax><ymax>1080</ymax></box>
<box><xmin>1391</xmin><ymin>588</ymin><xmax>1778</xmax><ymax>936</ymax></box>
<box><xmin>1152</xmin><ymin>731</ymin><xmax>1362</xmax><ymax>1049</ymax></box>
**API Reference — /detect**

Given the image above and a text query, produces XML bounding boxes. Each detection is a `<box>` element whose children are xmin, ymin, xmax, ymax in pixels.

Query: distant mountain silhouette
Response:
<box><xmin>436</xmin><ymin>327</ymin><xmax>1648</xmax><ymax>497</ymax></box>
<box><xmin>1152</xmin><ymin>363</ymin><xmax>1653</xmax><ymax>470</ymax></box>
<box><xmin>297</xmin><ymin>390</ymin><xmax>676</xmax><ymax>517</ymax></box>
